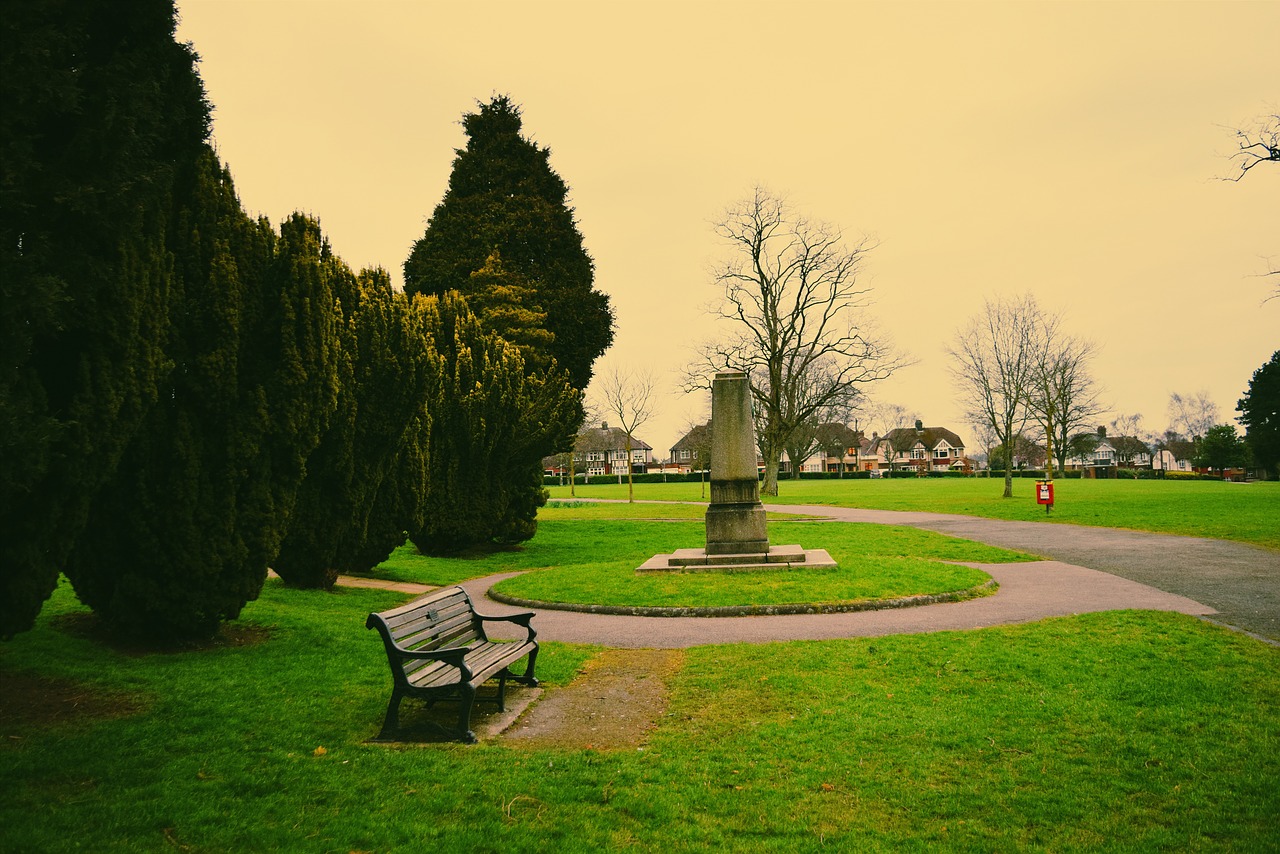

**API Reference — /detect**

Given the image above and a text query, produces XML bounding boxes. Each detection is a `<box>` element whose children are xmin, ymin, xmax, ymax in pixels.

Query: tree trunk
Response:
<box><xmin>626</xmin><ymin>435</ymin><xmax>635</xmax><ymax>503</ymax></box>
<box><xmin>762</xmin><ymin>455</ymin><xmax>780</xmax><ymax>496</ymax></box>
<box><xmin>1002</xmin><ymin>446</ymin><xmax>1015</xmax><ymax>498</ymax></box>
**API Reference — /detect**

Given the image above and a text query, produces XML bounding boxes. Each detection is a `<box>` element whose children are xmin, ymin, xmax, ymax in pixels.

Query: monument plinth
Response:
<box><xmin>638</xmin><ymin>370</ymin><xmax>835</xmax><ymax>573</ymax></box>
<box><xmin>705</xmin><ymin>370</ymin><xmax>769</xmax><ymax>555</ymax></box>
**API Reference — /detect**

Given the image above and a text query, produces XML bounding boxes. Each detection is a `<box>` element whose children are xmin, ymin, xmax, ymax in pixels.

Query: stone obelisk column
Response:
<box><xmin>705</xmin><ymin>371</ymin><xmax>769</xmax><ymax>555</ymax></box>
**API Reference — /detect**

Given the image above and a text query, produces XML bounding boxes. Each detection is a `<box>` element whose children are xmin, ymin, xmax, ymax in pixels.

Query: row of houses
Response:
<box><xmin>545</xmin><ymin>421</ymin><xmax>1199</xmax><ymax>478</ymax></box>
<box><xmin>545</xmin><ymin>420</ymin><xmax>968</xmax><ymax>477</ymax></box>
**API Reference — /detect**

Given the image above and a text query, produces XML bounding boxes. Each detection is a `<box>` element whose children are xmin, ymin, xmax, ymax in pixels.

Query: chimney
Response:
<box><xmin>601</xmin><ymin>422</ymin><xmax>609</xmax><ymax>429</ymax></box>
<box><xmin>915</xmin><ymin>420</ymin><xmax>924</xmax><ymax>431</ymax></box>
<box><xmin>1097</xmin><ymin>426</ymin><xmax>1106</xmax><ymax>437</ymax></box>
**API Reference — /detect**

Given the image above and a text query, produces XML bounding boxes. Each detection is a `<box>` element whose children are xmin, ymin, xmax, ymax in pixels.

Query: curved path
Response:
<box><xmin>779</xmin><ymin>504</ymin><xmax>1279</xmax><ymax>642</ymax></box>
<box><xmin>452</xmin><ymin>500</ymin><xmax>1280</xmax><ymax>648</ymax></box>
<box><xmin>466</xmin><ymin>561</ymin><xmax>1212</xmax><ymax>648</ymax></box>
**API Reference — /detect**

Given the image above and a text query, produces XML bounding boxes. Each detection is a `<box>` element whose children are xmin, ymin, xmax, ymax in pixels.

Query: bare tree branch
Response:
<box><xmin>594</xmin><ymin>366</ymin><xmax>657</xmax><ymax>502</ymax></box>
<box><xmin>947</xmin><ymin>293</ymin><xmax>1041</xmax><ymax>497</ymax></box>
<box><xmin>686</xmin><ymin>187</ymin><xmax>903</xmax><ymax>495</ymax></box>
<box><xmin>1225</xmin><ymin>113</ymin><xmax>1280</xmax><ymax>181</ymax></box>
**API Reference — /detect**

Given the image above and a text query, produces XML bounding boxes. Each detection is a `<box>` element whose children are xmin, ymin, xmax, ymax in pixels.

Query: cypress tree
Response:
<box><xmin>411</xmin><ymin>292</ymin><xmax>579</xmax><ymax>554</ymax></box>
<box><xmin>402</xmin><ymin>95</ymin><xmax>614</xmax><ymax>392</ymax></box>
<box><xmin>274</xmin><ymin>270</ymin><xmax>441</xmax><ymax>588</ymax></box>
<box><xmin>464</xmin><ymin>250</ymin><xmax>556</xmax><ymax>372</ymax></box>
<box><xmin>64</xmin><ymin>156</ymin><xmax>342</xmax><ymax>641</ymax></box>
<box><xmin>0</xmin><ymin>0</ymin><xmax>210</xmax><ymax>638</ymax></box>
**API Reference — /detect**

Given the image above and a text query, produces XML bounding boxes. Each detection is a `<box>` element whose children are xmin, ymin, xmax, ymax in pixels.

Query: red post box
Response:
<box><xmin>1036</xmin><ymin>480</ymin><xmax>1054</xmax><ymax>513</ymax></box>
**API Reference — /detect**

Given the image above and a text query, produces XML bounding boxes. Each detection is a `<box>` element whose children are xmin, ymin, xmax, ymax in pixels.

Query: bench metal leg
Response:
<box><xmin>515</xmin><ymin>646</ymin><xmax>539</xmax><ymax>688</ymax></box>
<box><xmin>456</xmin><ymin>684</ymin><xmax>478</xmax><ymax>744</ymax></box>
<box><xmin>373</xmin><ymin>691</ymin><xmax>403</xmax><ymax>742</ymax></box>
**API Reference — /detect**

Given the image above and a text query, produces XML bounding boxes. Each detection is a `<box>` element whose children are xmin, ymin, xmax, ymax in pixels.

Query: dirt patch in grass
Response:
<box><xmin>0</xmin><ymin>670</ymin><xmax>146</xmax><ymax>739</ymax></box>
<box><xmin>502</xmin><ymin>648</ymin><xmax>683</xmax><ymax>750</ymax></box>
<box><xmin>50</xmin><ymin>613</ymin><xmax>273</xmax><ymax>655</ymax></box>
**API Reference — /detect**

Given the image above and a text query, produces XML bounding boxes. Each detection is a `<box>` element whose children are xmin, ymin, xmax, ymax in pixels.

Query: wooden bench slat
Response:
<box><xmin>389</xmin><ymin>601</ymin><xmax>476</xmax><ymax>640</ymax></box>
<box><xmin>375</xmin><ymin>589</ymin><xmax>468</xmax><ymax>623</ymax></box>
<box><xmin>386</xmin><ymin>599</ymin><xmax>474</xmax><ymax>637</ymax></box>
<box><xmin>398</xmin><ymin>614</ymin><xmax>477</xmax><ymax>650</ymax></box>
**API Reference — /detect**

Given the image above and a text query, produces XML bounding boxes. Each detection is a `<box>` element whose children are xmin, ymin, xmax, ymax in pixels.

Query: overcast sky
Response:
<box><xmin>175</xmin><ymin>0</ymin><xmax>1277</xmax><ymax>454</ymax></box>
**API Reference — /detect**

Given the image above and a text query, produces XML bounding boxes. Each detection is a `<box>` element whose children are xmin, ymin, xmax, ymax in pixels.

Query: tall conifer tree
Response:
<box><xmin>65</xmin><ymin>157</ymin><xmax>342</xmax><ymax>640</ymax></box>
<box><xmin>274</xmin><ymin>270</ymin><xmax>441</xmax><ymax>588</ymax></box>
<box><xmin>411</xmin><ymin>292</ymin><xmax>579</xmax><ymax>554</ymax></box>
<box><xmin>403</xmin><ymin>96</ymin><xmax>613</xmax><ymax>392</ymax></box>
<box><xmin>0</xmin><ymin>0</ymin><xmax>210</xmax><ymax>638</ymax></box>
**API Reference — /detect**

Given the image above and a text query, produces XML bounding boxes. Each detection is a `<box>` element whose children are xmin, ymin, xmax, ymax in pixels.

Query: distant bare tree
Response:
<box><xmin>1027</xmin><ymin>323</ymin><xmax>1105</xmax><ymax>477</ymax></box>
<box><xmin>868</xmin><ymin>401</ymin><xmax>918</xmax><ymax>472</ymax></box>
<box><xmin>967</xmin><ymin>418</ymin><xmax>999</xmax><ymax>476</ymax></box>
<box><xmin>686</xmin><ymin>187</ymin><xmax>902</xmax><ymax>496</ymax></box>
<box><xmin>1112</xmin><ymin>412</ymin><xmax>1144</xmax><ymax>438</ymax></box>
<box><xmin>947</xmin><ymin>293</ymin><xmax>1041</xmax><ymax>497</ymax></box>
<box><xmin>554</xmin><ymin>398</ymin><xmax>601</xmax><ymax>497</ymax></box>
<box><xmin>1167</xmin><ymin>391</ymin><xmax>1219</xmax><ymax>442</ymax></box>
<box><xmin>595</xmin><ymin>367</ymin><xmax>657</xmax><ymax>503</ymax></box>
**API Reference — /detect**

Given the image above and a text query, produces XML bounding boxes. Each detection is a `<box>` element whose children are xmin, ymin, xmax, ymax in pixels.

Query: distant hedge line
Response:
<box><xmin>543</xmin><ymin>468</ymin><xmax>1222</xmax><ymax>486</ymax></box>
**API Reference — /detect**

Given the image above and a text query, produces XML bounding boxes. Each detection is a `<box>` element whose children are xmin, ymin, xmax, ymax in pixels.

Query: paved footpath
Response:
<box><xmin>779</xmin><ymin>504</ymin><xmax>1279</xmax><ymax>642</ymax></box>
<box><xmin>441</xmin><ymin>501</ymin><xmax>1280</xmax><ymax>648</ymax></box>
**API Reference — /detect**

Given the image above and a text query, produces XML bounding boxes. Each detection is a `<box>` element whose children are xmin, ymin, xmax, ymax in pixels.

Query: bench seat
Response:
<box><xmin>366</xmin><ymin>586</ymin><xmax>538</xmax><ymax>743</ymax></box>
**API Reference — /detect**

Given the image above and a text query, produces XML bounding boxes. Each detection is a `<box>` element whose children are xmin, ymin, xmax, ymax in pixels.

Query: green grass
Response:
<box><xmin>490</xmin><ymin>520</ymin><xmax>1024</xmax><ymax>610</ymax></box>
<box><xmin>3</xmin><ymin>580</ymin><xmax>1276</xmax><ymax>851</ymax></box>
<box><xmin>366</xmin><ymin>516</ymin><xmax>1033</xmax><ymax>610</ymax></box>
<box><xmin>548</xmin><ymin>478</ymin><xmax>1280</xmax><ymax>550</ymax></box>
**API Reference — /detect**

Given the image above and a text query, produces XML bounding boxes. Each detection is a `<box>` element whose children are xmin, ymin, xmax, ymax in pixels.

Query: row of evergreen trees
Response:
<box><xmin>1</xmin><ymin>2</ymin><xmax>612</xmax><ymax>641</ymax></box>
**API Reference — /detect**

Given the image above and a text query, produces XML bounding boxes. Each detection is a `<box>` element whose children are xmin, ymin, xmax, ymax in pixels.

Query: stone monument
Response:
<box><xmin>638</xmin><ymin>370</ymin><xmax>834</xmax><ymax>572</ymax></box>
<box><xmin>704</xmin><ymin>370</ymin><xmax>769</xmax><ymax>555</ymax></box>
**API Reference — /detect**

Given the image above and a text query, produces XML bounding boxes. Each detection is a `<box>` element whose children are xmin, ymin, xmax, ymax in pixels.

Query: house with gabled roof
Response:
<box><xmin>871</xmin><ymin>421</ymin><xmax>967</xmax><ymax>472</ymax></box>
<box><xmin>669</xmin><ymin>422</ymin><xmax>711</xmax><ymax>473</ymax></box>
<box><xmin>544</xmin><ymin>422</ymin><xmax>653</xmax><ymax>478</ymax></box>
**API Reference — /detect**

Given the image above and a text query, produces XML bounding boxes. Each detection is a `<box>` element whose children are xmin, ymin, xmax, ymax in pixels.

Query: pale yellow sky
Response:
<box><xmin>175</xmin><ymin>0</ymin><xmax>1277</xmax><ymax>454</ymax></box>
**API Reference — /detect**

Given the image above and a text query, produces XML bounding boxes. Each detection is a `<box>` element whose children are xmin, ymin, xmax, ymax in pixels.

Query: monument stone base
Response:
<box><xmin>705</xmin><ymin>502</ymin><xmax>769</xmax><ymax>555</ymax></box>
<box><xmin>637</xmin><ymin>545</ymin><xmax>836</xmax><ymax>574</ymax></box>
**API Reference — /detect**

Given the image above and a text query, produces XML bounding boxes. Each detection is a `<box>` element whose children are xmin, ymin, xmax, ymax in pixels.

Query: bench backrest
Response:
<box><xmin>366</xmin><ymin>586</ymin><xmax>486</xmax><ymax>662</ymax></box>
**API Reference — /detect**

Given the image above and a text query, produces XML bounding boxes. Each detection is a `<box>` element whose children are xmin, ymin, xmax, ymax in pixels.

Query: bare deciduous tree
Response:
<box><xmin>1225</xmin><ymin>112</ymin><xmax>1279</xmax><ymax>303</ymax></box>
<box><xmin>1167</xmin><ymin>390</ymin><xmax>1219</xmax><ymax>442</ymax></box>
<box><xmin>947</xmin><ymin>293</ymin><xmax>1042</xmax><ymax>498</ymax></box>
<box><xmin>967</xmin><ymin>418</ymin><xmax>999</xmax><ymax>477</ymax></box>
<box><xmin>1227</xmin><ymin>112</ymin><xmax>1280</xmax><ymax>180</ymax></box>
<box><xmin>686</xmin><ymin>187</ymin><xmax>901</xmax><ymax>496</ymax></box>
<box><xmin>1027</xmin><ymin>321</ymin><xmax>1105</xmax><ymax>477</ymax></box>
<box><xmin>557</xmin><ymin>398</ymin><xmax>601</xmax><ymax>497</ymax></box>
<box><xmin>867</xmin><ymin>401</ymin><xmax>919</xmax><ymax>472</ymax></box>
<box><xmin>595</xmin><ymin>366</ymin><xmax>657</xmax><ymax>503</ymax></box>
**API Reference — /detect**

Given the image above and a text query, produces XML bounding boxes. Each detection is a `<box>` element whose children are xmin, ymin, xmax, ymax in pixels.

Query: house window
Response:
<box><xmin>587</xmin><ymin>452</ymin><xmax>604</xmax><ymax>462</ymax></box>
<box><xmin>934</xmin><ymin>448</ymin><xmax>949</xmax><ymax>459</ymax></box>
<box><xmin>679</xmin><ymin>449</ymin><xmax>691</xmax><ymax>461</ymax></box>
<box><xmin>911</xmin><ymin>449</ymin><xmax>925</xmax><ymax>460</ymax></box>
<box><xmin>631</xmin><ymin>450</ymin><xmax>646</xmax><ymax>462</ymax></box>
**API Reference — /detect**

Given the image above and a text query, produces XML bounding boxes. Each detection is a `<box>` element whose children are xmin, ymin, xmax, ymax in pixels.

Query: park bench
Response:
<box><xmin>365</xmin><ymin>586</ymin><xmax>539</xmax><ymax>744</ymax></box>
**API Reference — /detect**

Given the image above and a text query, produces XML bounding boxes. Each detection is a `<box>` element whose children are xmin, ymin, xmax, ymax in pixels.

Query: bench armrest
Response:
<box><xmin>474</xmin><ymin>609</ymin><xmax>537</xmax><ymax>643</ymax></box>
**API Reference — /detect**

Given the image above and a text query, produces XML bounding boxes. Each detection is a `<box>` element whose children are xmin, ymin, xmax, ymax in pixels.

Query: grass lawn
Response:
<box><xmin>490</xmin><ymin>520</ymin><xmax>1027</xmax><ymax>610</ymax></box>
<box><xmin>548</xmin><ymin>478</ymin><xmax>1280</xmax><ymax>550</ymax></box>
<box><xmin>2</xmin><ymin>580</ymin><xmax>1276</xmax><ymax>851</ymax></box>
<box><xmin>362</xmin><ymin>511</ymin><xmax>1033</xmax><ymax>610</ymax></box>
